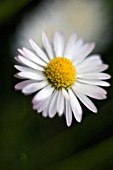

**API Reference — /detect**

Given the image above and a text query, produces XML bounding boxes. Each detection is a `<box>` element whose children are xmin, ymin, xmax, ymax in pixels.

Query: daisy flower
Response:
<box><xmin>14</xmin><ymin>32</ymin><xmax>111</xmax><ymax>126</ymax></box>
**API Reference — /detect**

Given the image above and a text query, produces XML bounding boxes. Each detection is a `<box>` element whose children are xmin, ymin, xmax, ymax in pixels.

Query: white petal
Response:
<box><xmin>14</xmin><ymin>73</ymin><xmax>24</xmax><ymax>79</ymax></box>
<box><xmin>18</xmin><ymin>49</ymin><xmax>26</xmax><ymax>57</ymax></box>
<box><xmin>33</xmin><ymin>100</ymin><xmax>44</xmax><ymax>110</ymax></box>
<box><xmin>15</xmin><ymin>80</ymin><xmax>36</xmax><ymax>90</ymax></box>
<box><xmin>18</xmin><ymin>72</ymin><xmax>46</xmax><ymax>81</ymax></box>
<box><xmin>68</xmin><ymin>89</ymin><xmax>82</xmax><ymax>122</ymax></box>
<box><xmin>77</xmin><ymin>79</ymin><xmax>110</xmax><ymax>87</ymax></box>
<box><xmin>62</xmin><ymin>88</ymin><xmax>70</xmax><ymax>99</ymax></box>
<box><xmin>18</xmin><ymin>55</ymin><xmax>44</xmax><ymax>71</ymax></box>
<box><xmin>42</xmin><ymin>95</ymin><xmax>53</xmax><ymax>117</ymax></box>
<box><xmin>14</xmin><ymin>65</ymin><xmax>40</xmax><ymax>73</ymax></box>
<box><xmin>15</xmin><ymin>56</ymin><xmax>23</xmax><ymax>64</ymax></box>
<box><xmin>67</xmin><ymin>38</ymin><xmax>84</xmax><ymax>60</ymax></box>
<box><xmin>65</xmin><ymin>37</ymin><xmax>83</xmax><ymax>60</ymax></box>
<box><xmin>73</xmin><ymin>82</ymin><xmax>107</xmax><ymax>100</ymax></box>
<box><xmin>18</xmin><ymin>48</ymin><xmax>46</xmax><ymax>68</ymax></box>
<box><xmin>75</xmin><ymin>92</ymin><xmax>97</xmax><ymax>113</ymax></box>
<box><xmin>64</xmin><ymin>32</ymin><xmax>77</xmax><ymax>59</ymax></box>
<box><xmin>77</xmin><ymin>64</ymin><xmax>108</xmax><ymax>73</ymax></box>
<box><xmin>38</xmin><ymin>95</ymin><xmax>51</xmax><ymax>113</ymax></box>
<box><xmin>22</xmin><ymin>81</ymin><xmax>48</xmax><ymax>94</ymax></box>
<box><xmin>65</xmin><ymin>99</ymin><xmax>72</xmax><ymax>127</ymax></box>
<box><xmin>57</xmin><ymin>91</ymin><xmax>64</xmax><ymax>116</ymax></box>
<box><xmin>74</xmin><ymin>43</ymin><xmax>95</xmax><ymax>65</ymax></box>
<box><xmin>33</xmin><ymin>95</ymin><xmax>52</xmax><ymax>111</ymax></box>
<box><xmin>73</xmin><ymin>38</ymin><xmax>83</xmax><ymax>53</ymax></box>
<box><xmin>32</xmin><ymin>85</ymin><xmax>54</xmax><ymax>102</ymax></box>
<box><xmin>49</xmin><ymin>90</ymin><xmax>58</xmax><ymax>118</ymax></box>
<box><xmin>29</xmin><ymin>39</ymin><xmax>49</xmax><ymax>63</ymax></box>
<box><xmin>42</xmin><ymin>32</ymin><xmax>54</xmax><ymax>59</ymax></box>
<box><xmin>23</xmin><ymin>47</ymin><xmax>47</xmax><ymax>67</ymax></box>
<box><xmin>53</xmin><ymin>32</ymin><xmax>65</xmax><ymax>57</ymax></box>
<box><xmin>77</xmin><ymin>72</ymin><xmax>111</xmax><ymax>80</ymax></box>
<box><xmin>75</xmin><ymin>55</ymin><xmax>102</xmax><ymax>68</ymax></box>
<box><xmin>42</xmin><ymin>109</ymin><xmax>48</xmax><ymax>117</ymax></box>
<box><xmin>75</xmin><ymin>82</ymin><xmax>107</xmax><ymax>94</ymax></box>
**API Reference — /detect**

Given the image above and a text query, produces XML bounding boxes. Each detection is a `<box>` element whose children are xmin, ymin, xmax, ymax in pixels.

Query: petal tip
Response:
<box><xmin>42</xmin><ymin>31</ymin><xmax>46</xmax><ymax>37</ymax></box>
<box><xmin>67</xmin><ymin>122</ymin><xmax>72</xmax><ymax>127</ymax></box>
<box><xmin>94</xmin><ymin>108</ymin><xmax>98</xmax><ymax>113</ymax></box>
<box><xmin>29</xmin><ymin>38</ymin><xmax>33</xmax><ymax>44</ymax></box>
<box><xmin>76</xmin><ymin>117</ymin><xmax>82</xmax><ymax>123</ymax></box>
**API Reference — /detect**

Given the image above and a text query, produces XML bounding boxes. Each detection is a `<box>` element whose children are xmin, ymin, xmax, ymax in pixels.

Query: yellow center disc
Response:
<box><xmin>45</xmin><ymin>57</ymin><xmax>76</xmax><ymax>89</ymax></box>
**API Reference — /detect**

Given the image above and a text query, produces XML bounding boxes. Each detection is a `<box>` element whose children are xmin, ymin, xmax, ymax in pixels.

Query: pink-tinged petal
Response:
<box><xmin>14</xmin><ymin>65</ymin><xmax>39</xmax><ymax>73</ymax></box>
<box><xmin>53</xmin><ymin>32</ymin><xmax>65</xmax><ymax>57</ymax></box>
<box><xmin>33</xmin><ymin>100</ymin><xmax>44</xmax><ymax>110</ymax></box>
<box><xmin>18</xmin><ymin>49</ymin><xmax>26</xmax><ymax>57</ymax></box>
<box><xmin>38</xmin><ymin>95</ymin><xmax>52</xmax><ymax>114</ymax></box>
<box><xmin>15</xmin><ymin>80</ymin><xmax>36</xmax><ymax>90</ymax></box>
<box><xmin>22</xmin><ymin>81</ymin><xmax>48</xmax><ymax>94</ymax></box>
<box><xmin>42</xmin><ymin>95</ymin><xmax>53</xmax><ymax>117</ymax></box>
<box><xmin>42</xmin><ymin>108</ymin><xmax>48</xmax><ymax>117</ymax></box>
<box><xmin>22</xmin><ymin>47</ymin><xmax>47</xmax><ymax>67</ymax></box>
<box><xmin>15</xmin><ymin>56</ymin><xmax>23</xmax><ymax>64</ymax></box>
<box><xmin>14</xmin><ymin>73</ymin><xmax>25</xmax><ymax>79</ymax></box>
<box><xmin>73</xmin><ymin>82</ymin><xmax>107</xmax><ymax>100</ymax></box>
<box><xmin>18</xmin><ymin>55</ymin><xmax>44</xmax><ymax>71</ymax></box>
<box><xmin>18</xmin><ymin>72</ymin><xmax>46</xmax><ymax>81</ymax></box>
<box><xmin>29</xmin><ymin>39</ymin><xmax>49</xmax><ymax>63</ymax></box>
<box><xmin>42</xmin><ymin>32</ymin><xmax>54</xmax><ymax>59</ymax></box>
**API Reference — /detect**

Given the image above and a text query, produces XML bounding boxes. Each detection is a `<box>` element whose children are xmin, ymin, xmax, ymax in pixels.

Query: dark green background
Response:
<box><xmin>0</xmin><ymin>0</ymin><xmax>113</xmax><ymax>170</ymax></box>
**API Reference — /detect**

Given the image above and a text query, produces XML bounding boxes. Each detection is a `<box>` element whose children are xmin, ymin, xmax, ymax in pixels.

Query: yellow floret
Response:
<box><xmin>45</xmin><ymin>57</ymin><xmax>76</xmax><ymax>89</ymax></box>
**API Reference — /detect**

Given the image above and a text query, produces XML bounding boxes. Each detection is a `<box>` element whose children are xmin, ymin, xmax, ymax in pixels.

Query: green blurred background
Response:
<box><xmin>0</xmin><ymin>0</ymin><xmax>113</xmax><ymax>170</ymax></box>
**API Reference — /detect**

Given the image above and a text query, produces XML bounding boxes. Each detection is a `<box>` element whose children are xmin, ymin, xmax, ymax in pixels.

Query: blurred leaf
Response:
<box><xmin>0</xmin><ymin>97</ymin><xmax>65</xmax><ymax>170</ymax></box>
<box><xmin>0</xmin><ymin>0</ymin><xmax>32</xmax><ymax>23</ymax></box>
<box><xmin>1</xmin><ymin>97</ymin><xmax>113</xmax><ymax>170</ymax></box>
<box><xmin>0</xmin><ymin>97</ymin><xmax>40</xmax><ymax>170</ymax></box>
<box><xmin>20</xmin><ymin>153</ymin><xmax>29</xmax><ymax>170</ymax></box>
<box><xmin>27</xmin><ymin>100</ymin><xmax>113</xmax><ymax>169</ymax></box>
<box><xmin>46</xmin><ymin>136</ymin><xmax>113</xmax><ymax>170</ymax></box>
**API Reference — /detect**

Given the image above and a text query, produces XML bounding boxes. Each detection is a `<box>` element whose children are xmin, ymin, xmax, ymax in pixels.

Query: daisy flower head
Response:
<box><xmin>14</xmin><ymin>32</ymin><xmax>111</xmax><ymax>126</ymax></box>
